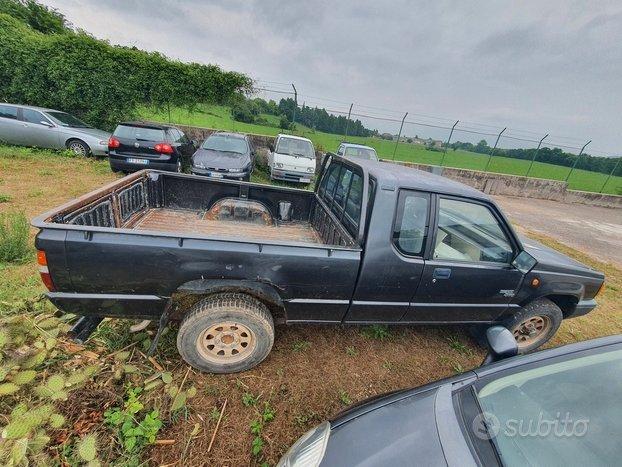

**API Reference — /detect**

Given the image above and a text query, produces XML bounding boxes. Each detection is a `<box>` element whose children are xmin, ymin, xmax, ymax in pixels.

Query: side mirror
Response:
<box><xmin>191</xmin><ymin>139</ymin><xmax>198</xmax><ymax>147</ymax></box>
<box><xmin>40</xmin><ymin>121</ymin><xmax>54</xmax><ymax>128</ymax></box>
<box><xmin>268</xmin><ymin>143</ymin><xmax>274</xmax><ymax>152</ymax></box>
<box><xmin>512</xmin><ymin>250</ymin><xmax>537</xmax><ymax>274</ymax></box>
<box><xmin>482</xmin><ymin>326</ymin><xmax>518</xmax><ymax>365</ymax></box>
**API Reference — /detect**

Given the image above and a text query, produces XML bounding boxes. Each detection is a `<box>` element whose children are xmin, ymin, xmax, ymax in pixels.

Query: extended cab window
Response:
<box><xmin>393</xmin><ymin>191</ymin><xmax>430</xmax><ymax>256</ymax></box>
<box><xmin>434</xmin><ymin>198</ymin><xmax>513</xmax><ymax>263</ymax></box>
<box><xmin>318</xmin><ymin>161</ymin><xmax>363</xmax><ymax>238</ymax></box>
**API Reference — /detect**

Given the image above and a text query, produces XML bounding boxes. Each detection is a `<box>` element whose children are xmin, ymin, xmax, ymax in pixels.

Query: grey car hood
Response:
<box><xmin>520</xmin><ymin>235</ymin><xmax>603</xmax><ymax>278</ymax></box>
<box><xmin>59</xmin><ymin>126</ymin><xmax>110</xmax><ymax>140</ymax></box>
<box><xmin>321</xmin><ymin>388</ymin><xmax>447</xmax><ymax>466</ymax></box>
<box><xmin>192</xmin><ymin>148</ymin><xmax>250</xmax><ymax>169</ymax></box>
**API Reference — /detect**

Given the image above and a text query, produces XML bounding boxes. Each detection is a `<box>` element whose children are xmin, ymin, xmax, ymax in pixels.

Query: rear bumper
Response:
<box><xmin>109</xmin><ymin>155</ymin><xmax>178</xmax><ymax>173</ymax></box>
<box><xmin>47</xmin><ymin>292</ymin><xmax>168</xmax><ymax>319</ymax></box>
<box><xmin>565</xmin><ymin>299</ymin><xmax>598</xmax><ymax>319</ymax></box>
<box><xmin>270</xmin><ymin>168</ymin><xmax>313</xmax><ymax>183</ymax></box>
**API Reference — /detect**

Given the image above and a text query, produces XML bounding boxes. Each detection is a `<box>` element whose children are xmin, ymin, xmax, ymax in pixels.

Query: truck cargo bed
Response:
<box><xmin>131</xmin><ymin>208</ymin><xmax>322</xmax><ymax>244</ymax></box>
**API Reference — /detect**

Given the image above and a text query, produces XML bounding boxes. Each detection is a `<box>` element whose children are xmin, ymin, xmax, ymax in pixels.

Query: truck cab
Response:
<box><xmin>268</xmin><ymin>134</ymin><xmax>316</xmax><ymax>184</ymax></box>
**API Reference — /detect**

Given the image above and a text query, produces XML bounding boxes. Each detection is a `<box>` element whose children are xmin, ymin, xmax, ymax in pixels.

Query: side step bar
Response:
<box><xmin>69</xmin><ymin>316</ymin><xmax>104</xmax><ymax>344</ymax></box>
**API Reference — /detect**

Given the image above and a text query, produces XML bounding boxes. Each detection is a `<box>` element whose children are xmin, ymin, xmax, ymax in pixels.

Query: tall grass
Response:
<box><xmin>0</xmin><ymin>211</ymin><xmax>31</xmax><ymax>263</ymax></box>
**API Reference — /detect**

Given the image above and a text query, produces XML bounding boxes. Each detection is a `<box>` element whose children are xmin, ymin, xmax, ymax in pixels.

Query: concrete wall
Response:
<box><xmin>382</xmin><ymin>160</ymin><xmax>622</xmax><ymax>209</ymax></box>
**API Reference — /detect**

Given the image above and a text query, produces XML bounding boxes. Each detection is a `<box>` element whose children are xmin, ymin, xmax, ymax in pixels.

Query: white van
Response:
<box><xmin>268</xmin><ymin>134</ymin><xmax>316</xmax><ymax>184</ymax></box>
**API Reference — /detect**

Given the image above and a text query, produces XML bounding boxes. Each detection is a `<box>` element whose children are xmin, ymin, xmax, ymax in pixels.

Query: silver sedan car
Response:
<box><xmin>0</xmin><ymin>103</ymin><xmax>110</xmax><ymax>156</ymax></box>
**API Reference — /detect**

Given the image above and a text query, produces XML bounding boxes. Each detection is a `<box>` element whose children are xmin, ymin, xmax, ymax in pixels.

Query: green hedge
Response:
<box><xmin>0</xmin><ymin>2</ymin><xmax>251</xmax><ymax>130</ymax></box>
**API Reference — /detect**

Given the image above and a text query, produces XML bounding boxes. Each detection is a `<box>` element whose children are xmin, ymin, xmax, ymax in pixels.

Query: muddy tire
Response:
<box><xmin>502</xmin><ymin>298</ymin><xmax>562</xmax><ymax>353</ymax></box>
<box><xmin>176</xmin><ymin>293</ymin><xmax>274</xmax><ymax>373</ymax></box>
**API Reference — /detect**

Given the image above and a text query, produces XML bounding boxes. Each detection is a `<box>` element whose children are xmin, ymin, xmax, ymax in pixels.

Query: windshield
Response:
<box><xmin>202</xmin><ymin>135</ymin><xmax>248</xmax><ymax>154</ymax></box>
<box><xmin>46</xmin><ymin>111</ymin><xmax>90</xmax><ymax>128</ymax></box>
<box><xmin>275</xmin><ymin>137</ymin><xmax>314</xmax><ymax>158</ymax></box>
<box><xmin>344</xmin><ymin>146</ymin><xmax>378</xmax><ymax>160</ymax></box>
<box><xmin>474</xmin><ymin>347</ymin><xmax>622</xmax><ymax>466</ymax></box>
<box><xmin>114</xmin><ymin>125</ymin><xmax>165</xmax><ymax>142</ymax></box>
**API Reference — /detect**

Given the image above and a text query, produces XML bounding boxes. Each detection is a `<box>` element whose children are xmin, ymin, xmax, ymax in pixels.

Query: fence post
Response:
<box><xmin>344</xmin><ymin>103</ymin><xmax>354</xmax><ymax>138</ymax></box>
<box><xmin>599</xmin><ymin>157</ymin><xmax>621</xmax><ymax>193</ymax></box>
<box><xmin>392</xmin><ymin>112</ymin><xmax>408</xmax><ymax>160</ymax></box>
<box><xmin>440</xmin><ymin>120</ymin><xmax>459</xmax><ymax>167</ymax></box>
<box><xmin>484</xmin><ymin>127</ymin><xmax>507</xmax><ymax>172</ymax></box>
<box><xmin>565</xmin><ymin>140</ymin><xmax>591</xmax><ymax>182</ymax></box>
<box><xmin>291</xmin><ymin>83</ymin><xmax>297</xmax><ymax>129</ymax></box>
<box><xmin>525</xmin><ymin>133</ymin><xmax>549</xmax><ymax>177</ymax></box>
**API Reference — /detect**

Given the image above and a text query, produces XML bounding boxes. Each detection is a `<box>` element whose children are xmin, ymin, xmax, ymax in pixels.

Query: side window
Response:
<box><xmin>333</xmin><ymin>166</ymin><xmax>353</xmax><ymax>209</ymax></box>
<box><xmin>22</xmin><ymin>109</ymin><xmax>47</xmax><ymax>125</ymax></box>
<box><xmin>434</xmin><ymin>198</ymin><xmax>513</xmax><ymax>263</ymax></box>
<box><xmin>344</xmin><ymin>172</ymin><xmax>363</xmax><ymax>226</ymax></box>
<box><xmin>393</xmin><ymin>191</ymin><xmax>430</xmax><ymax>256</ymax></box>
<box><xmin>321</xmin><ymin>162</ymin><xmax>341</xmax><ymax>204</ymax></box>
<box><xmin>0</xmin><ymin>105</ymin><xmax>18</xmax><ymax>120</ymax></box>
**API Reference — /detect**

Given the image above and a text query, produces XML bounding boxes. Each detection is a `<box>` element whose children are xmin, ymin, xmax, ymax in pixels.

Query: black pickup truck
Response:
<box><xmin>32</xmin><ymin>155</ymin><xmax>605</xmax><ymax>373</ymax></box>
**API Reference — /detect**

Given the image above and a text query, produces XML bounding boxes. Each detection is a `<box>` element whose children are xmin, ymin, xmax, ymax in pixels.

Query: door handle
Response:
<box><xmin>433</xmin><ymin>268</ymin><xmax>451</xmax><ymax>280</ymax></box>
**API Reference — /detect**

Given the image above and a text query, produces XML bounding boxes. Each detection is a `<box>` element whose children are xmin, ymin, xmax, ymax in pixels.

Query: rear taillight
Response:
<box><xmin>37</xmin><ymin>250</ymin><xmax>55</xmax><ymax>292</ymax></box>
<box><xmin>154</xmin><ymin>143</ymin><xmax>174</xmax><ymax>154</ymax></box>
<box><xmin>108</xmin><ymin>137</ymin><xmax>120</xmax><ymax>149</ymax></box>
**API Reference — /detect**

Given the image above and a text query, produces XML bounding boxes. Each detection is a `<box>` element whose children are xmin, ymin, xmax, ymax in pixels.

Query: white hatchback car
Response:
<box><xmin>268</xmin><ymin>134</ymin><xmax>316</xmax><ymax>184</ymax></box>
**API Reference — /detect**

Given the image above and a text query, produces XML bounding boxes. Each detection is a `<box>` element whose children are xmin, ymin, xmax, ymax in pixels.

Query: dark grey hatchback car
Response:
<box><xmin>191</xmin><ymin>132</ymin><xmax>255</xmax><ymax>181</ymax></box>
<box><xmin>278</xmin><ymin>329</ymin><xmax>622</xmax><ymax>467</ymax></box>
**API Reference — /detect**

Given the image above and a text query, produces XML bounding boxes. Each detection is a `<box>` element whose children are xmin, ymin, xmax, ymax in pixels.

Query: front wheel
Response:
<box><xmin>67</xmin><ymin>139</ymin><xmax>90</xmax><ymax>157</ymax></box>
<box><xmin>176</xmin><ymin>293</ymin><xmax>275</xmax><ymax>373</ymax></box>
<box><xmin>502</xmin><ymin>298</ymin><xmax>562</xmax><ymax>353</ymax></box>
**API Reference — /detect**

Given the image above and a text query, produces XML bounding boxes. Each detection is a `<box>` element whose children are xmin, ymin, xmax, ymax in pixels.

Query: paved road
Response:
<box><xmin>494</xmin><ymin>195</ymin><xmax>622</xmax><ymax>268</ymax></box>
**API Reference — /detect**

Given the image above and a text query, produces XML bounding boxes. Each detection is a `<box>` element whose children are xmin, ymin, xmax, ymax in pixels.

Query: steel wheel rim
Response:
<box><xmin>513</xmin><ymin>315</ymin><xmax>551</xmax><ymax>348</ymax></box>
<box><xmin>196</xmin><ymin>321</ymin><xmax>256</xmax><ymax>364</ymax></box>
<box><xmin>69</xmin><ymin>142</ymin><xmax>86</xmax><ymax>156</ymax></box>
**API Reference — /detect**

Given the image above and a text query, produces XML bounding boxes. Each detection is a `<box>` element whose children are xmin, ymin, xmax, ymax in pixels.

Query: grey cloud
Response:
<box><xmin>39</xmin><ymin>0</ymin><xmax>622</xmax><ymax>153</ymax></box>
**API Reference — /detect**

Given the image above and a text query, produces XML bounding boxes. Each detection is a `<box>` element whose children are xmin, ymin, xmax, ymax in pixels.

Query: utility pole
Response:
<box><xmin>291</xmin><ymin>83</ymin><xmax>297</xmax><ymax>129</ymax></box>
<box><xmin>440</xmin><ymin>120</ymin><xmax>459</xmax><ymax>167</ymax></box>
<box><xmin>344</xmin><ymin>103</ymin><xmax>354</xmax><ymax>138</ymax></box>
<box><xmin>525</xmin><ymin>133</ymin><xmax>549</xmax><ymax>177</ymax></box>
<box><xmin>565</xmin><ymin>140</ymin><xmax>591</xmax><ymax>182</ymax></box>
<box><xmin>392</xmin><ymin>112</ymin><xmax>408</xmax><ymax>160</ymax></box>
<box><xmin>484</xmin><ymin>127</ymin><xmax>507</xmax><ymax>172</ymax></box>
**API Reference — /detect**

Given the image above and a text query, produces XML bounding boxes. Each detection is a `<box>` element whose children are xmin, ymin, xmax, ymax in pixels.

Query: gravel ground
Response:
<box><xmin>494</xmin><ymin>195</ymin><xmax>622</xmax><ymax>268</ymax></box>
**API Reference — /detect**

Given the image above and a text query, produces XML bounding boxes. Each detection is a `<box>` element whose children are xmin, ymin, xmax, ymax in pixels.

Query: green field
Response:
<box><xmin>140</xmin><ymin>104</ymin><xmax>622</xmax><ymax>195</ymax></box>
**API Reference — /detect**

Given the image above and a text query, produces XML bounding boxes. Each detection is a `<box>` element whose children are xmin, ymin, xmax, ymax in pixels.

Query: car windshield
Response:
<box><xmin>474</xmin><ymin>347</ymin><xmax>622</xmax><ymax>466</ymax></box>
<box><xmin>46</xmin><ymin>111</ymin><xmax>90</xmax><ymax>128</ymax></box>
<box><xmin>275</xmin><ymin>138</ymin><xmax>314</xmax><ymax>158</ymax></box>
<box><xmin>344</xmin><ymin>146</ymin><xmax>378</xmax><ymax>160</ymax></box>
<box><xmin>202</xmin><ymin>135</ymin><xmax>248</xmax><ymax>154</ymax></box>
<box><xmin>114</xmin><ymin>125</ymin><xmax>165</xmax><ymax>142</ymax></box>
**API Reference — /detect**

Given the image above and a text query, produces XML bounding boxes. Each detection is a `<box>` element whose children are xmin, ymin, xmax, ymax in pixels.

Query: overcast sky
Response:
<box><xmin>41</xmin><ymin>0</ymin><xmax>622</xmax><ymax>155</ymax></box>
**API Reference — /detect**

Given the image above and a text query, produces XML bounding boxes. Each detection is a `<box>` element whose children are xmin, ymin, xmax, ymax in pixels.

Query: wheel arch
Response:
<box><xmin>516</xmin><ymin>293</ymin><xmax>579</xmax><ymax>318</ymax></box>
<box><xmin>65</xmin><ymin>137</ymin><xmax>91</xmax><ymax>153</ymax></box>
<box><xmin>171</xmin><ymin>279</ymin><xmax>286</xmax><ymax>323</ymax></box>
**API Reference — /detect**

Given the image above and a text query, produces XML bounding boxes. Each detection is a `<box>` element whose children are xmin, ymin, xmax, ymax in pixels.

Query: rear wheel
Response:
<box><xmin>502</xmin><ymin>298</ymin><xmax>562</xmax><ymax>353</ymax></box>
<box><xmin>67</xmin><ymin>139</ymin><xmax>90</xmax><ymax>157</ymax></box>
<box><xmin>176</xmin><ymin>293</ymin><xmax>274</xmax><ymax>373</ymax></box>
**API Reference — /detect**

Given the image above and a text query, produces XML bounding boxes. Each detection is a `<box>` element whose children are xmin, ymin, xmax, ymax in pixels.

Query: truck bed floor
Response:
<box><xmin>132</xmin><ymin>208</ymin><xmax>322</xmax><ymax>244</ymax></box>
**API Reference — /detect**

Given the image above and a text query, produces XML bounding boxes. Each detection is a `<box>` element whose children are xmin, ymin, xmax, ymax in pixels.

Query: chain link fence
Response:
<box><xmin>252</xmin><ymin>81</ymin><xmax>621</xmax><ymax>195</ymax></box>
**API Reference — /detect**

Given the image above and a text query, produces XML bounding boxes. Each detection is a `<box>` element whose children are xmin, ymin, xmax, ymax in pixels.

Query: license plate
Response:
<box><xmin>210</xmin><ymin>173</ymin><xmax>223</xmax><ymax>178</ymax></box>
<box><xmin>300</xmin><ymin>177</ymin><xmax>311</xmax><ymax>183</ymax></box>
<box><xmin>127</xmin><ymin>158</ymin><xmax>148</xmax><ymax>165</ymax></box>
